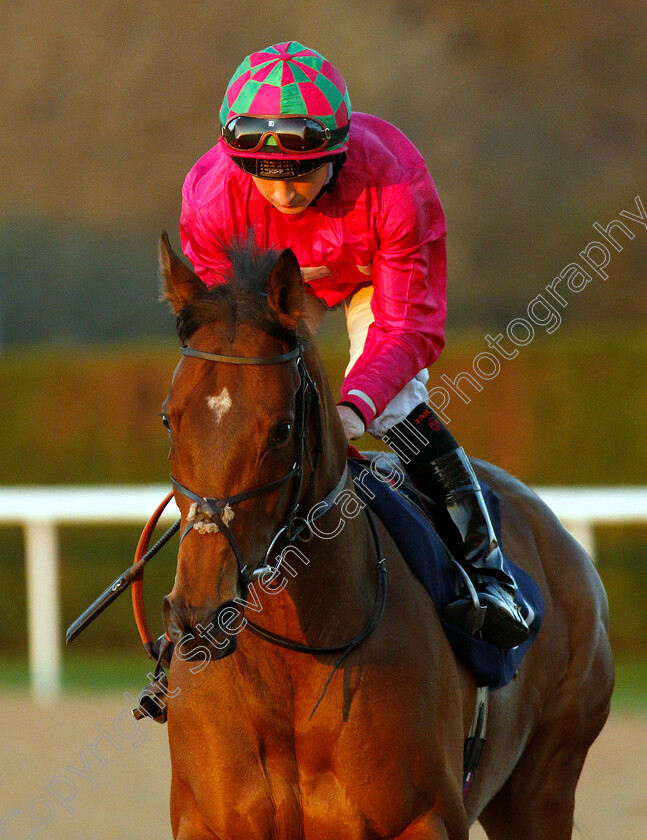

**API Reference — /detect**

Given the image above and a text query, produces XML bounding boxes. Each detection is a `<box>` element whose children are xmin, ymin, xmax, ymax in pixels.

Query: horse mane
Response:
<box><xmin>176</xmin><ymin>241</ymin><xmax>298</xmax><ymax>345</ymax></box>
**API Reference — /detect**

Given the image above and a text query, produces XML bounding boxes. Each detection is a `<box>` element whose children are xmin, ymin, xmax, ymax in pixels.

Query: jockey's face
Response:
<box><xmin>252</xmin><ymin>164</ymin><xmax>329</xmax><ymax>214</ymax></box>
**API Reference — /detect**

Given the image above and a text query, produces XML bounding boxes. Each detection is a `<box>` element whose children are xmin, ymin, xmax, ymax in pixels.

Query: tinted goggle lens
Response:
<box><xmin>222</xmin><ymin>116</ymin><xmax>330</xmax><ymax>153</ymax></box>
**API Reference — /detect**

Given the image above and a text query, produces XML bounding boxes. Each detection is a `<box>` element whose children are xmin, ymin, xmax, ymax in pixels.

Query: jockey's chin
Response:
<box><xmin>269</xmin><ymin>200</ymin><xmax>309</xmax><ymax>215</ymax></box>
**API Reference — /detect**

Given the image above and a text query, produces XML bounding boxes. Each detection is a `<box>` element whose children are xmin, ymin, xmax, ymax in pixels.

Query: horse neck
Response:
<box><xmin>298</xmin><ymin>337</ymin><xmax>347</xmax><ymax>508</ymax></box>
<box><xmin>297</xmin><ymin>339</ymin><xmax>354</xmax><ymax>544</ymax></box>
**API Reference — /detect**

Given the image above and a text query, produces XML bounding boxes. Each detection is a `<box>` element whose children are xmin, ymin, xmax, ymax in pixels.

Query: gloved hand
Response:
<box><xmin>337</xmin><ymin>404</ymin><xmax>366</xmax><ymax>440</ymax></box>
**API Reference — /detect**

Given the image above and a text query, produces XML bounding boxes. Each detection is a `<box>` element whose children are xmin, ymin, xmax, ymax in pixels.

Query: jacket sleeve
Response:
<box><xmin>179</xmin><ymin>192</ymin><xmax>233</xmax><ymax>286</ymax></box>
<box><xmin>339</xmin><ymin>167</ymin><xmax>447</xmax><ymax>426</ymax></box>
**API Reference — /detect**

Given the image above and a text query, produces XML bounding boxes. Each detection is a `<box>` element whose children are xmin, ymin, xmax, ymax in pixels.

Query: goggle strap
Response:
<box><xmin>231</xmin><ymin>155</ymin><xmax>337</xmax><ymax>180</ymax></box>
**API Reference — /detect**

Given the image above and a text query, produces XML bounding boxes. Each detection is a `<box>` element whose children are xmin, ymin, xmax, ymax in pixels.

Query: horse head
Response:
<box><xmin>158</xmin><ymin>232</ymin><xmax>344</xmax><ymax>659</ymax></box>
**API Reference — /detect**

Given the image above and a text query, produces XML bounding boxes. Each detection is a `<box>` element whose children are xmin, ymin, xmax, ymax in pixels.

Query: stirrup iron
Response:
<box><xmin>448</xmin><ymin>557</ymin><xmax>487</xmax><ymax>634</ymax></box>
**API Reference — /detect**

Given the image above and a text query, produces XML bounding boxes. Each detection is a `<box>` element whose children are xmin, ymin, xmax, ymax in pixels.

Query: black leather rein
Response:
<box><xmin>171</xmin><ymin>339</ymin><xmax>388</xmax><ymax>673</ymax></box>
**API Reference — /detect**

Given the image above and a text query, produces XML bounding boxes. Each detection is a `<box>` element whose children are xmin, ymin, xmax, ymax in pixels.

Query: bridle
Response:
<box><xmin>170</xmin><ymin>341</ymin><xmax>327</xmax><ymax>588</ymax></box>
<box><xmin>169</xmin><ymin>338</ymin><xmax>387</xmax><ymax>686</ymax></box>
<box><xmin>66</xmin><ymin>334</ymin><xmax>387</xmax><ymax>720</ymax></box>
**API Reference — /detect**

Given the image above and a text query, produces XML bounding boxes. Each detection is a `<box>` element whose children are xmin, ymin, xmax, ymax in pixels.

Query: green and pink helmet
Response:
<box><xmin>219</xmin><ymin>42</ymin><xmax>351</xmax><ymax>178</ymax></box>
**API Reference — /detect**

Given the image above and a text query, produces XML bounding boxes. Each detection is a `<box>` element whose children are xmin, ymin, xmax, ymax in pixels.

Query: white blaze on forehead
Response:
<box><xmin>206</xmin><ymin>387</ymin><xmax>232</xmax><ymax>423</ymax></box>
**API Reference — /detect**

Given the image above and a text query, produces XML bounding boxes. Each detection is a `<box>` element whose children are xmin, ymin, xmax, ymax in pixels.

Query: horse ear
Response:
<box><xmin>267</xmin><ymin>248</ymin><xmax>304</xmax><ymax>330</ymax></box>
<box><xmin>158</xmin><ymin>231</ymin><xmax>203</xmax><ymax>314</ymax></box>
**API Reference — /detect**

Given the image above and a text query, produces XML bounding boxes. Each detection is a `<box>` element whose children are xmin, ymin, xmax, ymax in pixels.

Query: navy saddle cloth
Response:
<box><xmin>348</xmin><ymin>458</ymin><xmax>544</xmax><ymax>689</ymax></box>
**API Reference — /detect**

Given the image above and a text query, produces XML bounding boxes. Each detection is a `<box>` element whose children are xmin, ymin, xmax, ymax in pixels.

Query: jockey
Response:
<box><xmin>180</xmin><ymin>41</ymin><xmax>529</xmax><ymax>649</ymax></box>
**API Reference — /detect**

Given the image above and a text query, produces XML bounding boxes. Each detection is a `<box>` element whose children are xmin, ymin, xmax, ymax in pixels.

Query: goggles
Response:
<box><xmin>221</xmin><ymin>114</ymin><xmax>349</xmax><ymax>155</ymax></box>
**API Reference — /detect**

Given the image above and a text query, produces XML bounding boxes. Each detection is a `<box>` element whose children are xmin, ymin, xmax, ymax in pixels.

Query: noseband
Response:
<box><xmin>170</xmin><ymin>341</ymin><xmax>328</xmax><ymax>588</ymax></box>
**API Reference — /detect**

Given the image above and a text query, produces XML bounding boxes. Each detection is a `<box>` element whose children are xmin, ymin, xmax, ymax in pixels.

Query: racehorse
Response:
<box><xmin>158</xmin><ymin>232</ymin><xmax>613</xmax><ymax>840</ymax></box>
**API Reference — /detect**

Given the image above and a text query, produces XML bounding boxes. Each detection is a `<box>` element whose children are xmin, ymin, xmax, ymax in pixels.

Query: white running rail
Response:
<box><xmin>1</xmin><ymin>484</ymin><xmax>646</xmax><ymax>703</ymax></box>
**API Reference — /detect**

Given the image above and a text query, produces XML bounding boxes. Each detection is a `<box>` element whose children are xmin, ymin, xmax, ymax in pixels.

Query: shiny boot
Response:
<box><xmin>411</xmin><ymin>448</ymin><xmax>530</xmax><ymax>648</ymax></box>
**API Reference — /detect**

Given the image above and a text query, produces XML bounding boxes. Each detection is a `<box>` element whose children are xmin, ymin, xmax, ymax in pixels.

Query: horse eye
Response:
<box><xmin>270</xmin><ymin>421</ymin><xmax>292</xmax><ymax>447</ymax></box>
<box><xmin>161</xmin><ymin>413</ymin><xmax>171</xmax><ymax>435</ymax></box>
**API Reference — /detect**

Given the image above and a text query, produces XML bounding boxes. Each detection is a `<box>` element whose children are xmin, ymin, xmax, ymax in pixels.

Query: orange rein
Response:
<box><xmin>132</xmin><ymin>450</ymin><xmax>359</xmax><ymax>652</ymax></box>
<box><xmin>131</xmin><ymin>490</ymin><xmax>175</xmax><ymax>650</ymax></box>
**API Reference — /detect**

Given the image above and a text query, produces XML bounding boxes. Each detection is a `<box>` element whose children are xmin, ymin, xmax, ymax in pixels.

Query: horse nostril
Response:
<box><xmin>162</xmin><ymin>596</ymin><xmax>185</xmax><ymax>645</ymax></box>
<box><xmin>193</xmin><ymin>601</ymin><xmax>245</xmax><ymax>645</ymax></box>
<box><xmin>162</xmin><ymin>597</ymin><xmax>244</xmax><ymax>656</ymax></box>
<box><xmin>162</xmin><ymin>596</ymin><xmax>179</xmax><ymax>645</ymax></box>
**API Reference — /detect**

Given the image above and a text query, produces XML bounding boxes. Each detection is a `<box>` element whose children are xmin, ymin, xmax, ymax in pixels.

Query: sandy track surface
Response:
<box><xmin>0</xmin><ymin>693</ymin><xmax>643</xmax><ymax>839</ymax></box>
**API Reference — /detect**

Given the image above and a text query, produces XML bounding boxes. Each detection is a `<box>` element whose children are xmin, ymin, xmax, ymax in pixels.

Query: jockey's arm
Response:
<box><xmin>338</xmin><ymin>172</ymin><xmax>447</xmax><ymax>436</ymax></box>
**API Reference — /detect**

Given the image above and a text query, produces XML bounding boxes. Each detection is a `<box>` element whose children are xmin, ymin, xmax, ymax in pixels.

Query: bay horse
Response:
<box><xmin>158</xmin><ymin>232</ymin><xmax>613</xmax><ymax>840</ymax></box>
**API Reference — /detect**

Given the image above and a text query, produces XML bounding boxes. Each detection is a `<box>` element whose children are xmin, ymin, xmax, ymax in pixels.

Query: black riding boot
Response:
<box><xmin>383</xmin><ymin>405</ymin><xmax>530</xmax><ymax>649</ymax></box>
<box><xmin>412</xmin><ymin>448</ymin><xmax>529</xmax><ymax>648</ymax></box>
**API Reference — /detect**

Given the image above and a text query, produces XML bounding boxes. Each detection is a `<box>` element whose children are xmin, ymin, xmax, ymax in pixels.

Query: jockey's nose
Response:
<box><xmin>269</xmin><ymin>180</ymin><xmax>296</xmax><ymax>208</ymax></box>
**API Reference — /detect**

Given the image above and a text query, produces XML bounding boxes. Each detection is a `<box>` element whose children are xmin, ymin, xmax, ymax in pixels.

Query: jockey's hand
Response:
<box><xmin>337</xmin><ymin>405</ymin><xmax>366</xmax><ymax>440</ymax></box>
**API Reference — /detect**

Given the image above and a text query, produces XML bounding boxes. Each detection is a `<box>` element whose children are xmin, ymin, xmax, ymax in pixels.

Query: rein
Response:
<box><xmin>244</xmin><ymin>484</ymin><xmax>387</xmax><ymax>718</ymax></box>
<box><xmin>244</xmin><ymin>484</ymin><xmax>386</xmax><ymax>656</ymax></box>
<box><xmin>164</xmin><ymin>339</ymin><xmax>387</xmax><ymax>670</ymax></box>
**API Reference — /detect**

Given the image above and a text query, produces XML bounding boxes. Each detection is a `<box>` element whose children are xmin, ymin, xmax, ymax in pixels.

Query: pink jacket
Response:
<box><xmin>180</xmin><ymin>112</ymin><xmax>447</xmax><ymax>426</ymax></box>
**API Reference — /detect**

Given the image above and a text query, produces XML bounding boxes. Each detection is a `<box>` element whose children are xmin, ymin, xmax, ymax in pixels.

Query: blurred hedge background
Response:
<box><xmin>1</xmin><ymin>1</ymin><xmax>646</xmax><ymax>665</ymax></box>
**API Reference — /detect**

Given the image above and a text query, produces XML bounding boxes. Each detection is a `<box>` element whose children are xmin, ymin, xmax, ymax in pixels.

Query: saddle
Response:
<box><xmin>349</xmin><ymin>450</ymin><xmax>544</xmax><ymax>689</ymax></box>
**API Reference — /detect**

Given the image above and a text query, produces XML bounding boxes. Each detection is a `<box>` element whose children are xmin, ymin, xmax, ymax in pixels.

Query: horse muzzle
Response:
<box><xmin>163</xmin><ymin>596</ymin><xmax>243</xmax><ymax>661</ymax></box>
